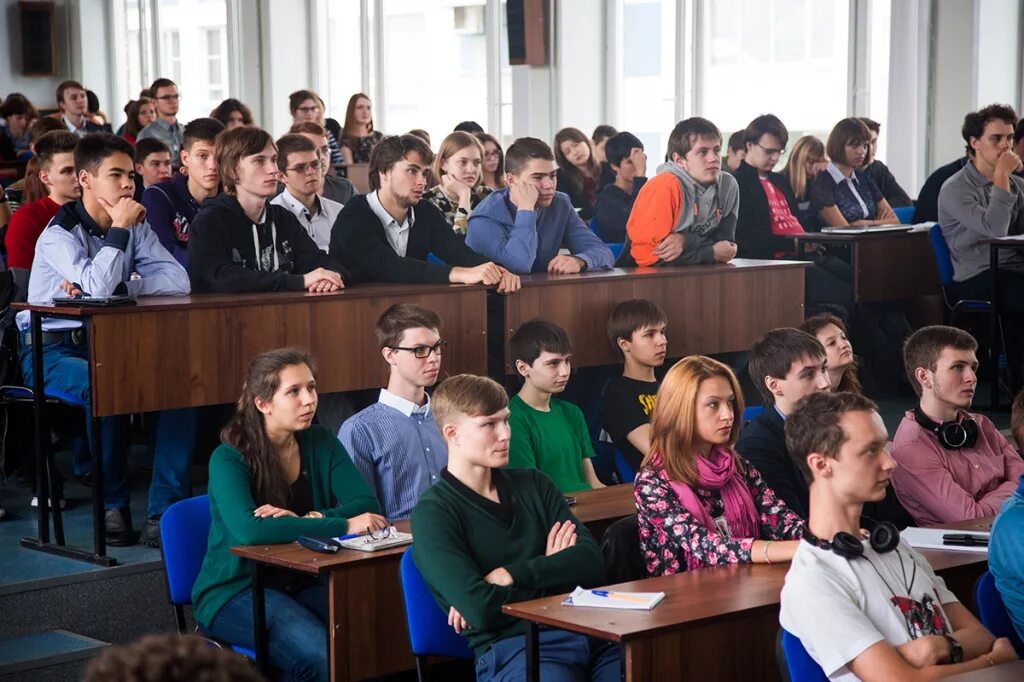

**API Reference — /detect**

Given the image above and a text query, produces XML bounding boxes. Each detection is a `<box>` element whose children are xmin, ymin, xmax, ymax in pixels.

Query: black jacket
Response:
<box><xmin>913</xmin><ymin>157</ymin><xmax>968</xmax><ymax>224</ymax></box>
<box><xmin>862</xmin><ymin>160</ymin><xmax>913</xmax><ymax>208</ymax></box>
<box><xmin>329</xmin><ymin>193</ymin><xmax>488</xmax><ymax>284</ymax></box>
<box><xmin>188</xmin><ymin>193</ymin><xmax>348</xmax><ymax>293</ymax></box>
<box><xmin>593</xmin><ymin>177</ymin><xmax>646</xmax><ymax>243</ymax></box>
<box><xmin>733</xmin><ymin>161</ymin><xmax>802</xmax><ymax>259</ymax></box>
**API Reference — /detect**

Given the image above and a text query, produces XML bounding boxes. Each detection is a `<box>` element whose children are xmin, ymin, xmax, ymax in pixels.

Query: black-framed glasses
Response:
<box><xmin>389</xmin><ymin>340</ymin><xmax>447</xmax><ymax>358</ymax></box>
<box><xmin>755</xmin><ymin>142</ymin><xmax>785</xmax><ymax>156</ymax></box>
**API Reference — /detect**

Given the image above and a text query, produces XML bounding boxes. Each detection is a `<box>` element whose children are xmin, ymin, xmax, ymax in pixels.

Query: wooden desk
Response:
<box><xmin>500</xmin><ymin>260</ymin><xmax>809</xmax><ymax>373</ymax></box>
<box><xmin>503</xmin><ymin>519</ymin><xmax>991</xmax><ymax>682</ymax></box>
<box><xmin>793</xmin><ymin>229</ymin><xmax>940</xmax><ymax>303</ymax></box>
<box><xmin>231</xmin><ymin>483</ymin><xmax>635</xmax><ymax>681</ymax></box>
<box><xmin>982</xmin><ymin>237</ymin><xmax>1024</xmax><ymax>407</ymax></box>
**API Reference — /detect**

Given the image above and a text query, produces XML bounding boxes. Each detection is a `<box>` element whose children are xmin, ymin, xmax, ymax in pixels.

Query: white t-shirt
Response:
<box><xmin>780</xmin><ymin>538</ymin><xmax>958</xmax><ymax>681</ymax></box>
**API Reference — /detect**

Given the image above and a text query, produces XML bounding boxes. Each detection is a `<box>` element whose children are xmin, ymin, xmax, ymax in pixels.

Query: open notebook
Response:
<box><xmin>333</xmin><ymin>528</ymin><xmax>413</xmax><ymax>552</ymax></box>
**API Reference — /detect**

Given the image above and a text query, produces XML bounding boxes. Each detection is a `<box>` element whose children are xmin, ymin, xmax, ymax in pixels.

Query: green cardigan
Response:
<box><xmin>410</xmin><ymin>468</ymin><xmax>606</xmax><ymax>657</ymax></box>
<box><xmin>191</xmin><ymin>425</ymin><xmax>380</xmax><ymax>627</ymax></box>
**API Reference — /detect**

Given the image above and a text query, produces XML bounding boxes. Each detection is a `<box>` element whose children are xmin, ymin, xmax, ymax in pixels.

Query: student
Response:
<box><xmin>989</xmin><ymin>474</ymin><xmax>1024</xmax><ymax>644</ymax></box>
<box><xmin>0</xmin><ymin>93</ymin><xmax>37</xmax><ymax>159</ymax></box>
<box><xmin>56</xmin><ymin>81</ymin><xmax>107</xmax><ymax>137</ymax></box>
<box><xmin>4</xmin><ymin>131</ymin><xmax>80</xmax><ymax>270</ymax></box>
<box><xmin>19</xmin><ymin>133</ymin><xmax>191</xmax><ymax>544</ymax></box>
<box><xmin>339</xmin><ymin>93</ymin><xmax>385</xmax><ymax>166</ymax></box>
<box><xmin>635</xmin><ymin>355</ymin><xmax>804</xmax><ymax>575</ymax></box>
<box><xmin>593</xmin><ymin>132</ymin><xmax>647</xmax><ymax>243</ymax></box>
<box><xmin>891</xmin><ymin>325</ymin><xmax>1024</xmax><ymax>526</ymax></box>
<box><xmin>812</xmin><ymin>117</ymin><xmax>899</xmax><ymax>227</ymax></box>
<box><xmin>507</xmin><ymin>320</ymin><xmax>604</xmax><ymax>493</ymax></box>
<box><xmin>601</xmin><ymin>299</ymin><xmax>667</xmax><ymax>471</ymax></box>
<box><xmin>288</xmin><ymin>90</ymin><xmax>343</xmax><ymax>172</ymax></box>
<box><xmin>142</xmin><ymin>117</ymin><xmax>224</xmax><ymax>268</ymax></box>
<box><xmin>781</xmin><ymin>390</ymin><xmax>1017</xmax><ymax>680</ymax></box>
<box><xmin>411</xmin><ymin>374</ymin><xmax>620</xmax><ymax>681</ymax></box>
<box><xmin>423</xmin><ymin>131</ymin><xmax>493</xmax><ymax>235</ymax></box>
<box><xmin>330</xmin><ymin>134</ymin><xmax>519</xmax><ymax>291</ymax></box>
<box><xmin>624</xmin><ymin>117</ymin><xmax>738</xmax><ymax>266</ymax></box>
<box><xmin>591</xmin><ymin>124</ymin><xmax>617</xmax><ymax>165</ymax></box>
<box><xmin>340</xmin><ymin>304</ymin><xmax>447</xmax><ymax>520</ymax></box>
<box><xmin>466</xmin><ymin>137</ymin><xmax>614</xmax><ymax>274</ymax></box>
<box><xmin>84</xmin><ymin>634</ymin><xmax>264</xmax><ymax>682</ymax></box>
<box><xmin>800</xmin><ymin>312</ymin><xmax>862</xmax><ymax>393</ymax></box>
<box><xmin>133</xmin><ymin>138</ymin><xmax>173</xmax><ymax>200</ymax></box>
<box><xmin>733</xmin><ymin>115</ymin><xmax>852</xmax><ymax>314</ymax></box>
<box><xmin>723</xmin><ymin>130</ymin><xmax>745</xmax><ymax>172</ymax></box>
<box><xmin>476</xmin><ymin>132</ymin><xmax>506</xmax><ymax>189</ymax></box>
<box><xmin>937</xmin><ymin>104</ymin><xmax>1024</xmax><ymax>308</ymax></box>
<box><xmin>736</xmin><ymin>328</ymin><xmax>912</xmax><ymax>527</ymax></box>
<box><xmin>210</xmin><ymin>98</ymin><xmax>254</xmax><ymax>130</ymax></box>
<box><xmin>859</xmin><ymin>117</ymin><xmax>913</xmax><ymax>208</ymax></box>
<box><xmin>191</xmin><ymin>348</ymin><xmax>385</xmax><ymax>682</ymax></box>
<box><xmin>5</xmin><ymin>118</ymin><xmax>67</xmax><ymax>210</ymax></box>
<box><xmin>783</xmin><ymin>134</ymin><xmax>830</xmax><ymax>231</ymax></box>
<box><xmin>288</xmin><ymin>121</ymin><xmax>356</xmax><ymax>205</ymax></box>
<box><xmin>453</xmin><ymin>120</ymin><xmax>484</xmax><ymax>134</ymax></box>
<box><xmin>914</xmin><ymin>156</ymin><xmax>969</xmax><ymax>224</ymax></box>
<box><xmin>553</xmin><ymin>127</ymin><xmax>601</xmax><ymax>219</ymax></box>
<box><xmin>271</xmin><ymin>134</ymin><xmax>343</xmax><ymax>253</ymax></box>
<box><xmin>137</xmin><ymin>78</ymin><xmax>186</xmax><ymax>165</ymax></box>
<box><xmin>120</xmin><ymin>95</ymin><xmax>156</xmax><ymax>146</ymax></box>
<box><xmin>188</xmin><ymin>126</ymin><xmax>348</xmax><ymax>294</ymax></box>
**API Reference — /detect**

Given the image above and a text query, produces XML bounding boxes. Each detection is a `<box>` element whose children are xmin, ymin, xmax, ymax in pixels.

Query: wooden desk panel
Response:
<box><xmin>502</xmin><ymin>261</ymin><xmax>808</xmax><ymax>372</ymax></box>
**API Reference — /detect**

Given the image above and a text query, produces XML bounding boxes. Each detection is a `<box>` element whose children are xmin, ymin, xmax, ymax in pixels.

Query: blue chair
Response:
<box><xmin>588</xmin><ymin>216</ymin><xmax>600</xmax><ymax>234</ymax></box>
<box><xmin>399</xmin><ymin>549</ymin><xmax>474</xmax><ymax>681</ymax></box>
<box><xmin>928</xmin><ymin>224</ymin><xmax>993</xmax><ymax>324</ymax></box>
<box><xmin>426</xmin><ymin>252</ymin><xmax>445</xmax><ymax>266</ymax></box>
<box><xmin>160</xmin><ymin>495</ymin><xmax>256</xmax><ymax>660</ymax></box>
<box><xmin>613</xmin><ymin>449</ymin><xmax>636</xmax><ymax>483</ymax></box>
<box><xmin>607</xmin><ymin>243</ymin><xmax>625</xmax><ymax>259</ymax></box>
<box><xmin>742</xmin><ymin>405</ymin><xmax>765</xmax><ymax>423</ymax></box>
<box><xmin>976</xmin><ymin>570</ymin><xmax>1024</xmax><ymax>655</ymax></box>
<box><xmin>893</xmin><ymin>206</ymin><xmax>915</xmax><ymax>224</ymax></box>
<box><xmin>780</xmin><ymin>629</ymin><xmax>828</xmax><ymax>682</ymax></box>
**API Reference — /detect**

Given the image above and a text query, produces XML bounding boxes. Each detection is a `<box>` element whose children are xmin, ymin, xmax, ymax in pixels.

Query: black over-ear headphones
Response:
<box><xmin>913</xmin><ymin>408</ymin><xmax>978</xmax><ymax>450</ymax></box>
<box><xmin>802</xmin><ymin>520</ymin><xmax>900</xmax><ymax>559</ymax></box>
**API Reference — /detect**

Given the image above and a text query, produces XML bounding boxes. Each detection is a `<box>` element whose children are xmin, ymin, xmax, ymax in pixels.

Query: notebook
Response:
<box><xmin>334</xmin><ymin>528</ymin><xmax>413</xmax><ymax>552</ymax></box>
<box><xmin>820</xmin><ymin>224</ymin><xmax>912</xmax><ymax>234</ymax></box>
<box><xmin>561</xmin><ymin>586</ymin><xmax>666</xmax><ymax>611</ymax></box>
<box><xmin>900</xmin><ymin>527</ymin><xmax>989</xmax><ymax>554</ymax></box>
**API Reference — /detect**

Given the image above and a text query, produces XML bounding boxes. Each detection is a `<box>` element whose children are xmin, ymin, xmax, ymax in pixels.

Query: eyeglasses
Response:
<box><xmin>389</xmin><ymin>340</ymin><xmax>447</xmax><ymax>358</ymax></box>
<box><xmin>369</xmin><ymin>526</ymin><xmax>394</xmax><ymax>542</ymax></box>
<box><xmin>296</xmin><ymin>105</ymin><xmax>322</xmax><ymax>114</ymax></box>
<box><xmin>286</xmin><ymin>161</ymin><xmax>321</xmax><ymax>175</ymax></box>
<box><xmin>755</xmin><ymin>142</ymin><xmax>785</xmax><ymax>157</ymax></box>
<box><xmin>156</xmin><ymin>94</ymin><xmax>181</xmax><ymax>101</ymax></box>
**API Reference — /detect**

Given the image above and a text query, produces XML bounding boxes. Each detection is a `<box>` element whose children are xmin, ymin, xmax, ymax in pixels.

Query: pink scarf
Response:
<box><xmin>653</xmin><ymin>446</ymin><xmax>760</xmax><ymax>542</ymax></box>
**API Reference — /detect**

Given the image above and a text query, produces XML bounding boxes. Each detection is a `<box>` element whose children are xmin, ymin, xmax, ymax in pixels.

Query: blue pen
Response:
<box><xmin>590</xmin><ymin>589</ymin><xmax>646</xmax><ymax>603</ymax></box>
<box><xmin>337</xmin><ymin>533</ymin><xmax>360</xmax><ymax>540</ymax></box>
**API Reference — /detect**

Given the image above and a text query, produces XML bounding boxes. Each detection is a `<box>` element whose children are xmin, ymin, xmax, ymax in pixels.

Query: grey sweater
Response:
<box><xmin>938</xmin><ymin>161</ymin><xmax>1024</xmax><ymax>282</ymax></box>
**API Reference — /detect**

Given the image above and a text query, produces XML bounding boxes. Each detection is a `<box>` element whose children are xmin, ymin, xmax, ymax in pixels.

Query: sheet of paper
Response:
<box><xmin>900</xmin><ymin>527</ymin><xmax>989</xmax><ymax>553</ymax></box>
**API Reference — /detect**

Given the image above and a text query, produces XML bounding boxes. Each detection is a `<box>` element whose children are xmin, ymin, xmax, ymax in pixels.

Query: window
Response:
<box><xmin>324</xmin><ymin>0</ymin><xmax>364</xmax><ymax>127</ymax></box>
<box><xmin>206</xmin><ymin>28</ymin><xmax>227</xmax><ymax>104</ymax></box>
<box><xmin>161</xmin><ymin>30</ymin><xmax>181</xmax><ymax>84</ymax></box>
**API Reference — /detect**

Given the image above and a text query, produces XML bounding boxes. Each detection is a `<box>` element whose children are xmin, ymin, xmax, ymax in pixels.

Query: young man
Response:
<box><xmin>142</xmin><ymin>117</ymin><xmax>224</xmax><ymax>268</ymax></box>
<box><xmin>593</xmin><ymin>132</ymin><xmax>647</xmax><ymax>243</ymax></box>
<box><xmin>625</xmin><ymin>117</ymin><xmax>738</xmax><ymax>266</ymax></box>
<box><xmin>4</xmin><ymin>130</ymin><xmax>80</xmax><ymax>270</ymax></box>
<box><xmin>938</xmin><ymin>104</ymin><xmax>1024</xmax><ymax>309</ymax></box>
<box><xmin>723</xmin><ymin>130</ymin><xmax>745</xmax><ymax>172</ymax></box>
<box><xmin>57</xmin><ymin>81</ymin><xmax>107</xmax><ymax>137</ymax></box>
<box><xmin>133</xmin><ymin>138</ymin><xmax>173</xmax><ymax>201</ymax></box>
<box><xmin>736</xmin><ymin>328</ymin><xmax>912</xmax><ymax>526</ymax></box>
<box><xmin>601</xmin><ymin>299</ymin><xmax>667</xmax><ymax>471</ymax></box>
<box><xmin>137</xmin><ymin>78</ymin><xmax>186</xmax><ymax>166</ymax></box>
<box><xmin>411</xmin><ymin>374</ymin><xmax>619</xmax><ymax>681</ymax></box>
<box><xmin>271</xmin><ymin>134</ymin><xmax>342</xmax><ymax>253</ymax></box>
<box><xmin>465</xmin><ymin>137</ymin><xmax>615</xmax><ymax>274</ymax></box>
<box><xmin>859</xmin><ymin>117</ymin><xmax>913</xmax><ymax>208</ymax></box>
<box><xmin>287</xmin><ymin>121</ymin><xmax>356</xmax><ymax>205</ymax></box>
<box><xmin>989</xmin><ymin>475</ymin><xmax>1024</xmax><ymax>643</ymax></box>
<box><xmin>330</xmin><ymin>133</ymin><xmax>519</xmax><ymax>291</ymax></box>
<box><xmin>340</xmin><ymin>304</ymin><xmax>447</xmax><ymax>520</ymax></box>
<box><xmin>891</xmin><ymin>325</ymin><xmax>1024</xmax><ymax>526</ymax></box>
<box><xmin>189</xmin><ymin>126</ymin><xmax>349</xmax><ymax>293</ymax></box>
<box><xmin>507</xmin><ymin>320</ymin><xmax>604</xmax><ymax>493</ymax></box>
<box><xmin>781</xmin><ymin>391</ymin><xmax>1017</xmax><ymax>680</ymax></box>
<box><xmin>19</xmin><ymin>133</ymin><xmax>191</xmax><ymax>545</ymax></box>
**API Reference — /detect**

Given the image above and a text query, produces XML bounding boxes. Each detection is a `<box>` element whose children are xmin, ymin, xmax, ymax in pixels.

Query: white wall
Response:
<box><xmin>974</xmin><ymin>0</ymin><xmax>1021</xmax><ymax>110</ymax></box>
<box><xmin>257</xmin><ymin>0</ymin><xmax>312</xmax><ymax>136</ymax></box>
<box><xmin>555</xmin><ymin>0</ymin><xmax>605</xmax><ymax>136</ymax></box>
<box><xmin>0</xmin><ymin>0</ymin><xmax>72</xmax><ymax>109</ymax></box>
<box><xmin>929</xmin><ymin>0</ymin><xmax>975</xmax><ymax>170</ymax></box>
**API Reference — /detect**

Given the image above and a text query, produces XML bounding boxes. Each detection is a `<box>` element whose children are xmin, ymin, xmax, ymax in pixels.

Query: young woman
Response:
<box><xmin>210</xmin><ymin>98</ymin><xmax>255</xmax><ymax>130</ymax></box>
<box><xmin>476</xmin><ymin>132</ymin><xmax>506</xmax><ymax>189</ymax></box>
<box><xmin>424</xmin><ymin>132</ymin><xmax>493</xmax><ymax>235</ymax></box>
<box><xmin>811</xmin><ymin>118</ymin><xmax>899</xmax><ymax>228</ymax></box>
<box><xmin>782</xmin><ymin>135</ymin><xmax>829</xmax><ymax>231</ymax></box>
<box><xmin>192</xmin><ymin>348</ymin><xmax>386</xmax><ymax>682</ymax></box>
<box><xmin>801</xmin><ymin>313</ymin><xmax>862</xmax><ymax>394</ymax></box>
<box><xmin>289</xmin><ymin>90</ymin><xmax>343</xmax><ymax>172</ymax></box>
<box><xmin>554</xmin><ymin>127</ymin><xmax>601</xmax><ymax>219</ymax></box>
<box><xmin>121</xmin><ymin>96</ymin><xmax>157</xmax><ymax>146</ymax></box>
<box><xmin>339</xmin><ymin>93</ymin><xmax>384</xmax><ymax>166</ymax></box>
<box><xmin>0</xmin><ymin>93</ymin><xmax>38</xmax><ymax>160</ymax></box>
<box><xmin>634</xmin><ymin>355</ymin><xmax>804</xmax><ymax>575</ymax></box>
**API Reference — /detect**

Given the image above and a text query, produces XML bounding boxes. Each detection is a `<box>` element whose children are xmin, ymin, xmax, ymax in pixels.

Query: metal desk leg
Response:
<box><xmin>252</xmin><ymin>562</ymin><xmax>269</xmax><ymax>676</ymax></box>
<box><xmin>990</xmin><ymin>245</ymin><xmax>1000</xmax><ymax>408</ymax></box>
<box><xmin>525</xmin><ymin>622</ymin><xmax>540</xmax><ymax>682</ymax></box>
<box><xmin>90</xmin><ymin>414</ymin><xmax>106</xmax><ymax>558</ymax></box>
<box><xmin>31</xmin><ymin>311</ymin><xmax>49</xmax><ymax>544</ymax></box>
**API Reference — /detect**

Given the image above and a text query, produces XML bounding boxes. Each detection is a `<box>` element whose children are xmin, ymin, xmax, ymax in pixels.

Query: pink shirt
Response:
<box><xmin>891</xmin><ymin>410</ymin><xmax>1024</xmax><ymax>526</ymax></box>
<box><xmin>760</xmin><ymin>176</ymin><xmax>803</xmax><ymax>236</ymax></box>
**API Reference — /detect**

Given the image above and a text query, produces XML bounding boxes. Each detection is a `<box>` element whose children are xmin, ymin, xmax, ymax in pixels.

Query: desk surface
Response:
<box><xmin>792</xmin><ymin>228</ymin><xmax>922</xmax><ymax>242</ymax></box>
<box><xmin>945</xmin><ymin>660</ymin><xmax>1024</xmax><ymax>681</ymax></box>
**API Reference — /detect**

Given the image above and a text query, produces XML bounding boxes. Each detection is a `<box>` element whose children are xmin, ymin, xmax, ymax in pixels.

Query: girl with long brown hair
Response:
<box><xmin>801</xmin><ymin>313</ymin><xmax>863</xmax><ymax>394</ymax></box>
<box><xmin>634</xmin><ymin>355</ymin><xmax>803</xmax><ymax>575</ymax></box>
<box><xmin>424</xmin><ymin>131</ymin><xmax>493</xmax><ymax>235</ymax></box>
<box><xmin>192</xmin><ymin>348</ymin><xmax>385</xmax><ymax>681</ymax></box>
<box><xmin>553</xmin><ymin>127</ymin><xmax>600</xmax><ymax>219</ymax></box>
<box><xmin>339</xmin><ymin>92</ymin><xmax>385</xmax><ymax>166</ymax></box>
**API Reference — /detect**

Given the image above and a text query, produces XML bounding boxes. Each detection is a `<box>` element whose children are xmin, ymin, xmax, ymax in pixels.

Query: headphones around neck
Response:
<box><xmin>802</xmin><ymin>520</ymin><xmax>900</xmax><ymax>560</ymax></box>
<box><xmin>913</xmin><ymin>407</ymin><xmax>978</xmax><ymax>450</ymax></box>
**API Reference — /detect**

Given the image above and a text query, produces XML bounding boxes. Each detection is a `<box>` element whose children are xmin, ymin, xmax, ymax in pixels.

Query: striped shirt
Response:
<box><xmin>339</xmin><ymin>389</ymin><xmax>447</xmax><ymax>520</ymax></box>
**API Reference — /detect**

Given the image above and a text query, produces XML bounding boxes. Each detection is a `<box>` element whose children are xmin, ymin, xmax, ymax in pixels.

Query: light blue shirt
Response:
<box><xmin>137</xmin><ymin>118</ymin><xmax>186</xmax><ymax>161</ymax></box>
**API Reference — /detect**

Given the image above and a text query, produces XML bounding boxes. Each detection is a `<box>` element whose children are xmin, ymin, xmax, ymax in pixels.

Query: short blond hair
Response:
<box><xmin>432</xmin><ymin>374</ymin><xmax>508</xmax><ymax>435</ymax></box>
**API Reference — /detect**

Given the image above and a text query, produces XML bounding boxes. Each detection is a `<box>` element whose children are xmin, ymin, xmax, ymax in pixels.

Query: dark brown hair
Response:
<box><xmin>504</xmin><ymin>137</ymin><xmax>554</xmax><ymax>176</ymax></box>
<box><xmin>743</xmin><ymin>114</ymin><xmax>789</xmax><ymax>148</ymax></box>
<box><xmin>84</xmin><ymin>634</ymin><xmax>262</xmax><ymax>682</ymax></box>
<box><xmin>748</xmin><ymin>328</ymin><xmax>826</xmax><ymax>405</ymax></box>
<box><xmin>784</xmin><ymin>391</ymin><xmax>879</xmax><ymax>483</ymax></box>
<box><xmin>215</xmin><ymin>126</ymin><xmax>274</xmax><ymax>193</ymax></box>
<box><xmin>123</xmin><ymin>96</ymin><xmax>155</xmax><ymax>138</ymax></box>
<box><xmin>800</xmin><ymin>313</ymin><xmax>862</xmax><ymax>394</ymax></box>
<box><xmin>961</xmin><ymin>104</ymin><xmax>1018</xmax><ymax>156</ymax></box>
<box><xmin>606</xmin><ymin>299</ymin><xmax>667</xmax><ymax>359</ymax></box>
<box><xmin>510</xmin><ymin>319</ymin><xmax>572</xmax><ymax>367</ymax></box>
<box><xmin>55</xmin><ymin>80</ymin><xmax>85</xmax><ymax>106</ymax></box>
<box><xmin>858</xmin><ymin>117</ymin><xmax>881</xmax><ymax>134</ymax></box>
<box><xmin>666</xmin><ymin>117</ymin><xmax>721</xmax><ymax>163</ymax></box>
<box><xmin>33</xmin><ymin>130</ymin><xmax>78</xmax><ymax>170</ymax></box>
<box><xmin>375</xmin><ymin>303</ymin><xmax>442</xmax><ymax>348</ymax></box>
<box><xmin>0</xmin><ymin>93</ymin><xmax>38</xmax><ymax>120</ymax></box>
<box><xmin>902</xmin><ymin>325</ymin><xmax>978</xmax><ymax>397</ymax></box>
<box><xmin>475</xmin><ymin>132</ymin><xmax>506</xmax><ymax>187</ymax></box>
<box><xmin>29</xmin><ymin>117</ymin><xmax>66</xmax><ymax>144</ymax></box>
<box><xmin>182</xmin><ymin>117</ymin><xmax>225</xmax><ymax>152</ymax></box>
<box><xmin>342</xmin><ymin>92</ymin><xmax>374</xmax><ymax>137</ymax></box>
<box><xmin>826</xmin><ymin>117</ymin><xmax>871</xmax><ymax>167</ymax></box>
<box><xmin>553</xmin><ymin>127</ymin><xmax>599</xmax><ymax>195</ymax></box>
<box><xmin>210</xmin><ymin>98</ymin><xmax>255</xmax><ymax>127</ymax></box>
<box><xmin>367</xmin><ymin>134</ymin><xmax>433</xmax><ymax>190</ymax></box>
<box><xmin>275</xmin><ymin>133</ymin><xmax>318</xmax><ymax>172</ymax></box>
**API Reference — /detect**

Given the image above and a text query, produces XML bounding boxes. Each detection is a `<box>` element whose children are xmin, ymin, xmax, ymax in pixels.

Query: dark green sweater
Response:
<box><xmin>192</xmin><ymin>426</ymin><xmax>380</xmax><ymax>627</ymax></box>
<box><xmin>410</xmin><ymin>468</ymin><xmax>606</xmax><ymax>657</ymax></box>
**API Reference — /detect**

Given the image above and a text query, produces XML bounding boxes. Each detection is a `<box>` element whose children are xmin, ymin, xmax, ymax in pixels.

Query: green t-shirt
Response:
<box><xmin>507</xmin><ymin>394</ymin><xmax>595</xmax><ymax>493</ymax></box>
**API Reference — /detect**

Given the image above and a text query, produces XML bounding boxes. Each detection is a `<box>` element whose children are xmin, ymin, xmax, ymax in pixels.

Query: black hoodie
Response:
<box><xmin>188</xmin><ymin>193</ymin><xmax>350</xmax><ymax>293</ymax></box>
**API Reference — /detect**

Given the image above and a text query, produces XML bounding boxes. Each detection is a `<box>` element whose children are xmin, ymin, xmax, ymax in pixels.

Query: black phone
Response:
<box><xmin>564</xmin><ymin>496</ymin><xmax>577</xmax><ymax>506</ymax></box>
<box><xmin>297</xmin><ymin>535</ymin><xmax>341</xmax><ymax>553</ymax></box>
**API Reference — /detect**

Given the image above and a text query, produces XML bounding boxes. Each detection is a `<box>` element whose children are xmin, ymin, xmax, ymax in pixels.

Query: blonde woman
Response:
<box><xmin>782</xmin><ymin>135</ymin><xmax>829</xmax><ymax>230</ymax></box>
<box><xmin>424</xmin><ymin>132</ymin><xmax>493</xmax><ymax>235</ymax></box>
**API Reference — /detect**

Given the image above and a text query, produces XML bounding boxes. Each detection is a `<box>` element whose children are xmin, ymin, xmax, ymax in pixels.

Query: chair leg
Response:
<box><xmin>415</xmin><ymin>656</ymin><xmax>429</xmax><ymax>682</ymax></box>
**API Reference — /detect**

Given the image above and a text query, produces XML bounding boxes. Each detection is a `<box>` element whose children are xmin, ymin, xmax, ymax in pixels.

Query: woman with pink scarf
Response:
<box><xmin>634</xmin><ymin>355</ymin><xmax>804</xmax><ymax>576</ymax></box>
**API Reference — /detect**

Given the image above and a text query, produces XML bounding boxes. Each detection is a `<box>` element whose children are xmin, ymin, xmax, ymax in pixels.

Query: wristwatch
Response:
<box><xmin>944</xmin><ymin>634</ymin><xmax>964</xmax><ymax>664</ymax></box>
<box><xmin>304</xmin><ymin>511</ymin><xmax>324</xmax><ymax>519</ymax></box>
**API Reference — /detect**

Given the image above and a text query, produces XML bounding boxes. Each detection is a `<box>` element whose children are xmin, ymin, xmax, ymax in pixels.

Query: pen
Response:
<box><xmin>941</xmin><ymin>534</ymin><xmax>988</xmax><ymax>546</ymax></box>
<box><xmin>591</xmin><ymin>590</ymin><xmax>648</xmax><ymax>604</ymax></box>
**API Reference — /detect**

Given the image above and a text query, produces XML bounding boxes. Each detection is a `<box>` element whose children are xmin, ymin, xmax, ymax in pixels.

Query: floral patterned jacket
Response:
<box><xmin>424</xmin><ymin>184</ymin><xmax>493</xmax><ymax>235</ymax></box>
<box><xmin>634</xmin><ymin>463</ymin><xmax>804</xmax><ymax>576</ymax></box>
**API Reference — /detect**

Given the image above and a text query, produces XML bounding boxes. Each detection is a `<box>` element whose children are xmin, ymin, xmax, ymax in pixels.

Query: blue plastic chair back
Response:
<box><xmin>742</xmin><ymin>405</ymin><xmax>765</xmax><ymax>423</ymax></box>
<box><xmin>607</xmin><ymin>243</ymin><xmax>624</xmax><ymax>259</ymax></box>
<box><xmin>781</xmin><ymin>629</ymin><xmax>829</xmax><ymax>682</ymax></box>
<box><xmin>399</xmin><ymin>549</ymin><xmax>474</xmax><ymax>660</ymax></box>
<box><xmin>426</xmin><ymin>252</ymin><xmax>445</xmax><ymax>266</ymax></box>
<box><xmin>0</xmin><ymin>385</ymin><xmax>87</xmax><ymax>408</ymax></box>
<box><xmin>588</xmin><ymin>217</ymin><xmax>599</xmax><ymax>234</ymax></box>
<box><xmin>614</xmin><ymin>450</ymin><xmax>636</xmax><ymax>483</ymax></box>
<box><xmin>928</xmin><ymin>225</ymin><xmax>956</xmax><ymax>287</ymax></box>
<box><xmin>976</xmin><ymin>570</ymin><xmax>1024</xmax><ymax>655</ymax></box>
<box><xmin>894</xmin><ymin>206</ymin><xmax>915</xmax><ymax>224</ymax></box>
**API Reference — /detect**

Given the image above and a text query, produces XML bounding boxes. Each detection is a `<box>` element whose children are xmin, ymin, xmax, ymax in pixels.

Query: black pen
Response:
<box><xmin>942</xmin><ymin>533</ymin><xmax>988</xmax><ymax>547</ymax></box>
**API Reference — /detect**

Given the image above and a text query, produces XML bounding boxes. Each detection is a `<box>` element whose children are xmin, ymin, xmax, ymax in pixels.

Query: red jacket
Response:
<box><xmin>4</xmin><ymin>195</ymin><xmax>59</xmax><ymax>269</ymax></box>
